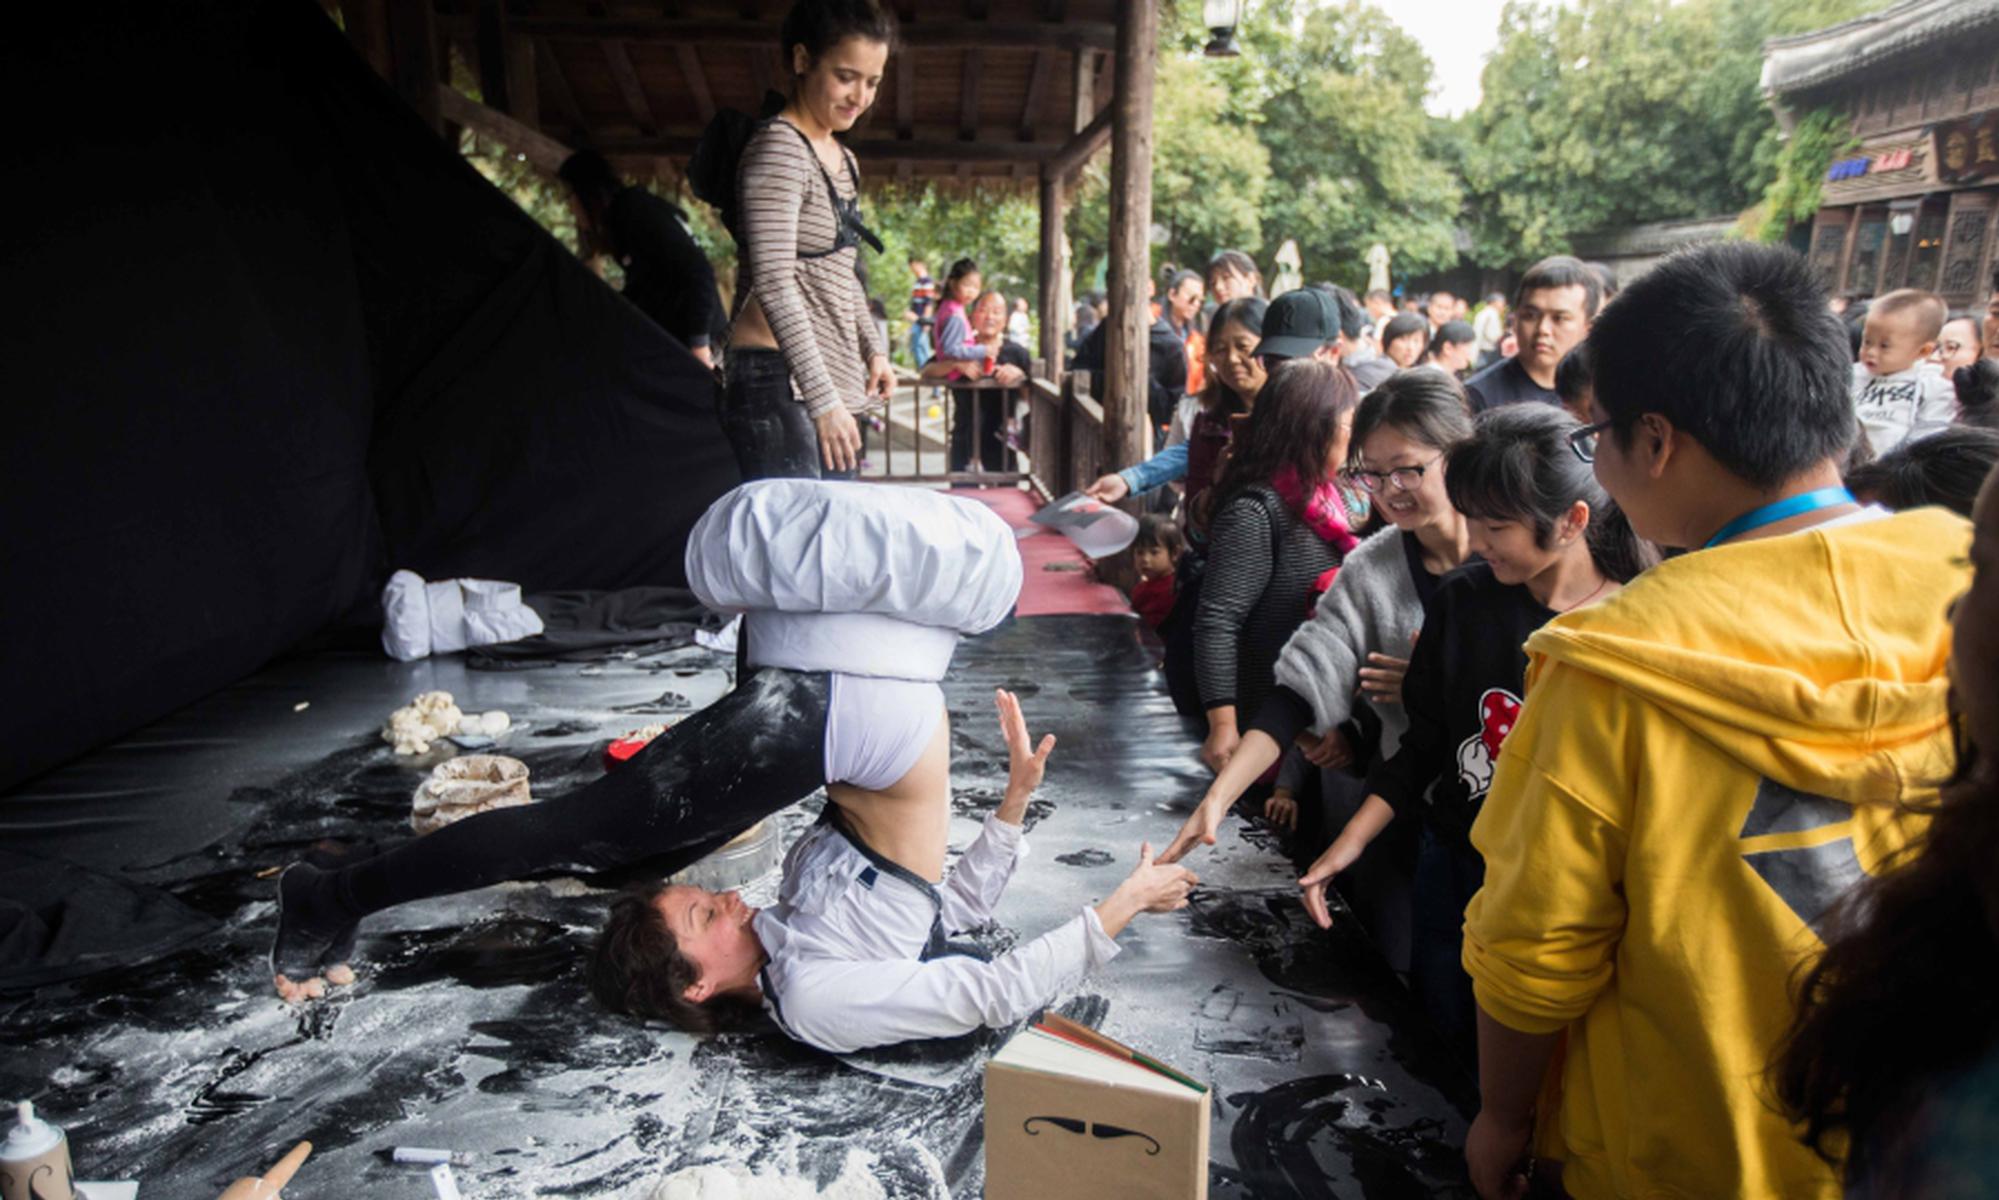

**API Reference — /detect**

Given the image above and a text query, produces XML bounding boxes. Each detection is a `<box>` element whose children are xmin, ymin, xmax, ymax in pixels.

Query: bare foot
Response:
<box><xmin>270</xmin><ymin>861</ymin><xmax>361</xmax><ymax>1002</ymax></box>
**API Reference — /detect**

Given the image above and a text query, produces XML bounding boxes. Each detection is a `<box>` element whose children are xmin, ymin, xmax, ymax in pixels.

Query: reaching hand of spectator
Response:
<box><xmin>1200</xmin><ymin>723</ymin><xmax>1240</xmax><ymax>775</ymax></box>
<box><xmin>1298</xmin><ymin>727</ymin><xmax>1353</xmax><ymax>769</ymax></box>
<box><xmin>1298</xmin><ymin>836</ymin><xmax>1362</xmax><ymax>929</ymax></box>
<box><xmin>994</xmin><ymin>363</ymin><xmax>1026</xmax><ymax>387</ymax></box>
<box><xmin>1264</xmin><ymin>790</ymin><xmax>1298</xmax><ymax>831</ymax></box>
<box><xmin>1083</xmin><ymin>473</ymin><xmax>1130</xmax><ymax>504</ymax></box>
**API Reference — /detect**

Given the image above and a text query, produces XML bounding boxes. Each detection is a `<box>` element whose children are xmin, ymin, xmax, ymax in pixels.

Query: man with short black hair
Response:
<box><xmin>1462</xmin><ymin>256</ymin><xmax>1600</xmax><ymax>413</ymax></box>
<box><xmin>1321</xmin><ymin>284</ymin><xmax>1397</xmax><ymax>389</ymax></box>
<box><xmin>559</xmin><ymin>150</ymin><xmax>726</xmax><ymax>367</ymax></box>
<box><xmin>1460</xmin><ymin>242</ymin><xmax>1969</xmax><ymax>1199</ymax></box>
<box><xmin>1426</xmin><ymin>288</ymin><xmax>1457</xmax><ymax>334</ymax></box>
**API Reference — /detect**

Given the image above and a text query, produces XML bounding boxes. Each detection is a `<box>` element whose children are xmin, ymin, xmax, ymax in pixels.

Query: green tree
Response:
<box><xmin>1460</xmin><ymin>0</ymin><xmax>1876</xmax><ymax>267</ymax></box>
<box><xmin>1066</xmin><ymin>53</ymin><xmax>1271</xmax><ymax>285</ymax></box>
<box><xmin>1255</xmin><ymin>1</ymin><xmax>1463</xmax><ymax>287</ymax></box>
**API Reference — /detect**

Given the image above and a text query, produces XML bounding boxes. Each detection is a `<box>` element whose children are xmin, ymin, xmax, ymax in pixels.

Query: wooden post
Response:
<box><xmin>387</xmin><ymin>0</ymin><xmax>443</xmax><ymax>136</ymax></box>
<box><xmin>474</xmin><ymin>0</ymin><xmax>511</xmax><ymax>114</ymax></box>
<box><xmin>341</xmin><ymin>0</ymin><xmax>391</xmax><ymax>79</ymax></box>
<box><xmin>1038</xmin><ymin>168</ymin><xmax>1065</xmax><ymax>377</ymax></box>
<box><xmin>1102</xmin><ymin>0</ymin><xmax>1155</xmax><ymax>485</ymax></box>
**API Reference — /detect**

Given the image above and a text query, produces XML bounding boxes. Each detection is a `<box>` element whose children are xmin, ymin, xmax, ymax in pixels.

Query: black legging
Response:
<box><xmin>325</xmin><ymin>669</ymin><xmax>832</xmax><ymax>923</ymax></box>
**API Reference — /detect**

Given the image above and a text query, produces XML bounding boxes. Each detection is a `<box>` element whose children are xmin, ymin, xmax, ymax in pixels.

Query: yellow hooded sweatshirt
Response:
<box><xmin>1462</xmin><ymin>506</ymin><xmax>1970</xmax><ymax>1199</ymax></box>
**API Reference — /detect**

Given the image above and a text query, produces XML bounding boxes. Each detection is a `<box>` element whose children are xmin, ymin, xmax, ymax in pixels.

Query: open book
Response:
<box><xmin>985</xmin><ymin>1014</ymin><xmax>1210</xmax><ymax>1200</ymax></box>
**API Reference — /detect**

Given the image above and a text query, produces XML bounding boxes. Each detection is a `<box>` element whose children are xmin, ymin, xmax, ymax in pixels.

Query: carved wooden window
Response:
<box><xmin>1940</xmin><ymin>197</ymin><xmax>1994</xmax><ymax>303</ymax></box>
<box><xmin>1908</xmin><ymin>201</ymin><xmax>1950</xmax><ymax>293</ymax></box>
<box><xmin>1810</xmin><ymin>217</ymin><xmax>1850</xmax><ymax>290</ymax></box>
<box><xmin>1846</xmin><ymin>209</ymin><xmax>1889</xmax><ymax>297</ymax></box>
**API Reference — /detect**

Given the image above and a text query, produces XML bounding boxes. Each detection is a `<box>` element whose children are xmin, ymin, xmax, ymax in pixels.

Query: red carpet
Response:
<box><xmin>949</xmin><ymin>487</ymin><xmax>1133</xmax><ymax>618</ymax></box>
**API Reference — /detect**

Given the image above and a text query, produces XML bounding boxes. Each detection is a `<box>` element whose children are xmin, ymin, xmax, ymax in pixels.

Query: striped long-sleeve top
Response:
<box><xmin>1194</xmin><ymin>485</ymin><xmax>1345</xmax><ymax>723</ymax></box>
<box><xmin>731</xmin><ymin>119</ymin><xmax>886</xmax><ymax>417</ymax></box>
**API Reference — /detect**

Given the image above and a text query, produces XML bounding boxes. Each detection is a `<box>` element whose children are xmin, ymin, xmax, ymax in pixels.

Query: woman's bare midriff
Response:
<box><xmin>825</xmin><ymin>711</ymin><xmax>952</xmax><ymax>883</ymax></box>
<box><xmin>731</xmin><ymin>295</ymin><xmax>781</xmax><ymax>352</ymax></box>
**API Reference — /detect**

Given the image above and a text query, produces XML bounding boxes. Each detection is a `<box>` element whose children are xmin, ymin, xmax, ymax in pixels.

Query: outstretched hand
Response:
<box><xmin>1158</xmin><ymin>801</ymin><xmax>1222</xmax><ymax>865</ymax></box>
<box><xmin>1298</xmin><ymin>838</ymin><xmax>1360</xmax><ymax>929</ymax></box>
<box><xmin>996</xmin><ymin>688</ymin><xmax>1055</xmax><ymax>799</ymax></box>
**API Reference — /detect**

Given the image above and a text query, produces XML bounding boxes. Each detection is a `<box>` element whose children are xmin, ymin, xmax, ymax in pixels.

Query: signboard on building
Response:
<box><xmin>1937</xmin><ymin>112</ymin><xmax>1999</xmax><ymax>183</ymax></box>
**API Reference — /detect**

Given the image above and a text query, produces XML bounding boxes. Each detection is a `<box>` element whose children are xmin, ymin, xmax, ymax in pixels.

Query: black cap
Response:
<box><xmin>1257</xmin><ymin>288</ymin><xmax>1339</xmax><ymax>359</ymax></box>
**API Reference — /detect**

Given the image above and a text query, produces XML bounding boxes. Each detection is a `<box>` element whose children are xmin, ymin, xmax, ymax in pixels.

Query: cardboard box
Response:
<box><xmin>983</xmin><ymin>1015</ymin><xmax>1209</xmax><ymax>1200</ymax></box>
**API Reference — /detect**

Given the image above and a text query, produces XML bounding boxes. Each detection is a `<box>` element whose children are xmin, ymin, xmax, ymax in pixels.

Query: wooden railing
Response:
<box><xmin>870</xmin><ymin>367</ymin><xmax>1106</xmax><ymax>502</ymax></box>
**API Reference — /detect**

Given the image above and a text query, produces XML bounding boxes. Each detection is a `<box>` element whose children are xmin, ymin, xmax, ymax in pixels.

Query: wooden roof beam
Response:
<box><xmin>1046</xmin><ymin>104</ymin><xmax>1111</xmax><ymax>179</ymax></box>
<box><xmin>597</xmin><ymin>135</ymin><xmax>1067</xmax><ymax>164</ymax></box>
<box><xmin>1020</xmin><ymin>48</ymin><xmax>1053</xmax><ymax>142</ymax></box>
<box><xmin>494</xmin><ymin>17</ymin><xmax>1118</xmax><ymax>51</ymax></box>
<box><xmin>895</xmin><ymin>51</ymin><xmax>914</xmax><ymax>139</ymax></box>
<box><xmin>534</xmin><ymin>37</ymin><xmax>590</xmax><ymax>140</ymax></box>
<box><xmin>438</xmin><ymin>86</ymin><xmax>573</xmax><ymax>172</ymax></box>
<box><xmin>959</xmin><ymin>49</ymin><xmax>984</xmax><ymax>141</ymax></box>
<box><xmin>601</xmin><ymin>39</ymin><xmax>658</xmax><ymax>136</ymax></box>
<box><xmin>676</xmin><ymin>44</ymin><xmax>717</xmax><ymax>124</ymax></box>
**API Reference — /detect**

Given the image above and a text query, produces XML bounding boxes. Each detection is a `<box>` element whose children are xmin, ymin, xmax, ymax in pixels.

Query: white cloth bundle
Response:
<box><xmin>686</xmin><ymin>481</ymin><xmax>1022</xmax><ymax>681</ymax></box>
<box><xmin>379</xmin><ymin>571</ymin><xmax>545</xmax><ymax>662</ymax></box>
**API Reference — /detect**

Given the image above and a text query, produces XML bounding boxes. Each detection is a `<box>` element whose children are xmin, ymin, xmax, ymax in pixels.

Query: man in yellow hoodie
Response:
<box><xmin>1460</xmin><ymin>242</ymin><xmax>1972</xmax><ymax>1199</ymax></box>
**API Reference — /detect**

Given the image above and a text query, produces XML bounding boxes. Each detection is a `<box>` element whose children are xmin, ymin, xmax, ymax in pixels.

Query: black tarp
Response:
<box><xmin>1</xmin><ymin>1</ymin><xmax>739</xmax><ymax>790</ymax></box>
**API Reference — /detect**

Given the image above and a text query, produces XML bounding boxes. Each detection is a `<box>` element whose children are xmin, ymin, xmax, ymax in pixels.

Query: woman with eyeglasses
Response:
<box><xmin>1171</xmin><ymin>401</ymin><xmax>1653</xmax><ymax>1065</ymax></box>
<box><xmin>1163</xmin><ymin>369</ymin><xmax>1474</xmax><ymax>969</ymax></box>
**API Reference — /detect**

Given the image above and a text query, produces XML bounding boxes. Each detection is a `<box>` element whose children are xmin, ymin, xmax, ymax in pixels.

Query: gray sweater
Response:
<box><xmin>1271</xmin><ymin>525</ymin><xmax>1428</xmax><ymax>758</ymax></box>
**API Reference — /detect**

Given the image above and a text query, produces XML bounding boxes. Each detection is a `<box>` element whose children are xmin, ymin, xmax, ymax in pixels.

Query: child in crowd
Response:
<box><xmin>1297</xmin><ymin>404</ymin><xmax>1650</xmax><ymax>1060</ymax></box>
<box><xmin>929</xmin><ymin>258</ymin><xmax>986</xmax><ymax>378</ymax></box>
<box><xmin>1853</xmin><ymin>288</ymin><xmax>1956</xmax><ymax>453</ymax></box>
<box><xmin>1844</xmin><ymin>424</ymin><xmax>1999</xmax><ymax>519</ymax></box>
<box><xmin>1131</xmin><ymin>515</ymin><xmax>1184</xmax><ymax>631</ymax></box>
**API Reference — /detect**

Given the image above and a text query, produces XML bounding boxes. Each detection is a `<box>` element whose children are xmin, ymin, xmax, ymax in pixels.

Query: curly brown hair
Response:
<box><xmin>588</xmin><ymin>884</ymin><xmax>764</xmax><ymax>1034</ymax></box>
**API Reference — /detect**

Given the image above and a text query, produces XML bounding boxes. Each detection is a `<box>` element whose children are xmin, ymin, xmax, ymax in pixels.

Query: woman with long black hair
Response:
<box><xmin>1191</xmin><ymin>360</ymin><xmax>1365</xmax><ymax>774</ymax></box>
<box><xmin>721</xmin><ymin>0</ymin><xmax>898</xmax><ymax>480</ymax></box>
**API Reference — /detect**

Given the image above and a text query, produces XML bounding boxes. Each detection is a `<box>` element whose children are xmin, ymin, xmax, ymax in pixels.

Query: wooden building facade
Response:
<box><xmin>1763</xmin><ymin>0</ymin><xmax>1999</xmax><ymax>306</ymax></box>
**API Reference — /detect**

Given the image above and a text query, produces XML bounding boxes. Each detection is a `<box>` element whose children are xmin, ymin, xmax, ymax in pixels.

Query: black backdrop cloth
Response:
<box><xmin>0</xmin><ymin>1</ymin><xmax>739</xmax><ymax>789</ymax></box>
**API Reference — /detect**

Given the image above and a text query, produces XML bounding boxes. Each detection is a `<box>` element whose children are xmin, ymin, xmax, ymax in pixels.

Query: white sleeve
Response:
<box><xmin>939</xmin><ymin>814</ymin><xmax>1028</xmax><ymax>931</ymax></box>
<box><xmin>768</xmin><ymin>909</ymin><xmax>1120</xmax><ymax>1054</ymax></box>
<box><xmin>1914</xmin><ymin>373</ymin><xmax>1959</xmax><ymax>440</ymax></box>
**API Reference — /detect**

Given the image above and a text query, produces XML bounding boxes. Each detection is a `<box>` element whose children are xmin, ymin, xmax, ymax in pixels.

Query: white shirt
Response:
<box><xmin>753</xmin><ymin>814</ymin><xmax>1120</xmax><ymax>1054</ymax></box>
<box><xmin>1852</xmin><ymin>361</ymin><xmax>1955</xmax><ymax>455</ymax></box>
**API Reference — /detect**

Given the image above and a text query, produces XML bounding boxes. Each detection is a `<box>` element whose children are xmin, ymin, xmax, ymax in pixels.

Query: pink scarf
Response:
<box><xmin>1272</xmin><ymin>465</ymin><xmax>1359</xmax><ymax>599</ymax></box>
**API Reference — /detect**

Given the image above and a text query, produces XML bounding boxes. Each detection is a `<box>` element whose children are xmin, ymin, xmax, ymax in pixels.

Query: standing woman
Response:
<box><xmin>723</xmin><ymin>0</ymin><xmax>898</xmax><ymax>480</ymax></box>
<box><xmin>1193</xmin><ymin>360</ymin><xmax>1364</xmax><ymax>773</ymax></box>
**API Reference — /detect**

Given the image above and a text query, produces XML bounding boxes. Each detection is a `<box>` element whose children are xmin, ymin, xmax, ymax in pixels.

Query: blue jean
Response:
<box><xmin>718</xmin><ymin>349</ymin><xmax>855</xmax><ymax>481</ymax></box>
<box><xmin>1410</xmin><ymin>824</ymin><xmax>1484</xmax><ymax>1064</ymax></box>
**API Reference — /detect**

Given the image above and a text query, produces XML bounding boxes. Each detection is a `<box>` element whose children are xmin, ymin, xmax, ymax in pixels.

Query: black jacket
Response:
<box><xmin>606</xmin><ymin>188</ymin><xmax>726</xmax><ymax>351</ymax></box>
<box><xmin>1072</xmin><ymin>314</ymin><xmax>1189</xmax><ymax>431</ymax></box>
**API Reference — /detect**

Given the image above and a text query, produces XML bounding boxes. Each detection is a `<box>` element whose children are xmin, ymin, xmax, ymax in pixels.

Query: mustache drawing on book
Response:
<box><xmin>1023</xmin><ymin>1115</ymin><xmax>1164</xmax><ymax>1156</ymax></box>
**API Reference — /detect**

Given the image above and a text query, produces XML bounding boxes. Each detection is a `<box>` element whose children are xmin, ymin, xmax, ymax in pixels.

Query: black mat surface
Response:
<box><xmin>0</xmin><ymin>615</ymin><xmax>1474</xmax><ymax>1197</ymax></box>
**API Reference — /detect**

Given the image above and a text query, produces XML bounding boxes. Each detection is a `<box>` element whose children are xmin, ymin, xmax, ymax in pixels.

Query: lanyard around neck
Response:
<box><xmin>1703</xmin><ymin>487</ymin><xmax>1854</xmax><ymax>549</ymax></box>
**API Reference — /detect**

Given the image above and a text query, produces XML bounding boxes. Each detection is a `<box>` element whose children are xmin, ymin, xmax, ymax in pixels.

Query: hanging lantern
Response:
<box><xmin>1203</xmin><ymin>0</ymin><xmax>1242</xmax><ymax>58</ymax></box>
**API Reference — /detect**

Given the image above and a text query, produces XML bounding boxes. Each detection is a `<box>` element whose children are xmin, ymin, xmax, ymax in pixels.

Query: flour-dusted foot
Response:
<box><xmin>269</xmin><ymin>852</ymin><xmax>365</xmax><ymax>1002</ymax></box>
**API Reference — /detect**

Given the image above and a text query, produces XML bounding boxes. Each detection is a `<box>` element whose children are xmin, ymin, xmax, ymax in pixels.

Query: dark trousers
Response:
<box><xmin>1410</xmin><ymin>824</ymin><xmax>1484</xmax><ymax>1064</ymax></box>
<box><xmin>949</xmin><ymin>386</ymin><xmax>1008</xmax><ymax>473</ymax></box>
<box><xmin>717</xmin><ymin>348</ymin><xmax>855</xmax><ymax>481</ymax></box>
<box><xmin>335</xmin><ymin>670</ymin><xmax>833</xmax><ymax>920</ymax></box>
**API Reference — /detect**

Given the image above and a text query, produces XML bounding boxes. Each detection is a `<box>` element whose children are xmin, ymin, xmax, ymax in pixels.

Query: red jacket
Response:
<box><xmin>1132</xmin><ymin>574</ymin><xmax>1176</xmax><ymax>629</ymax></box>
